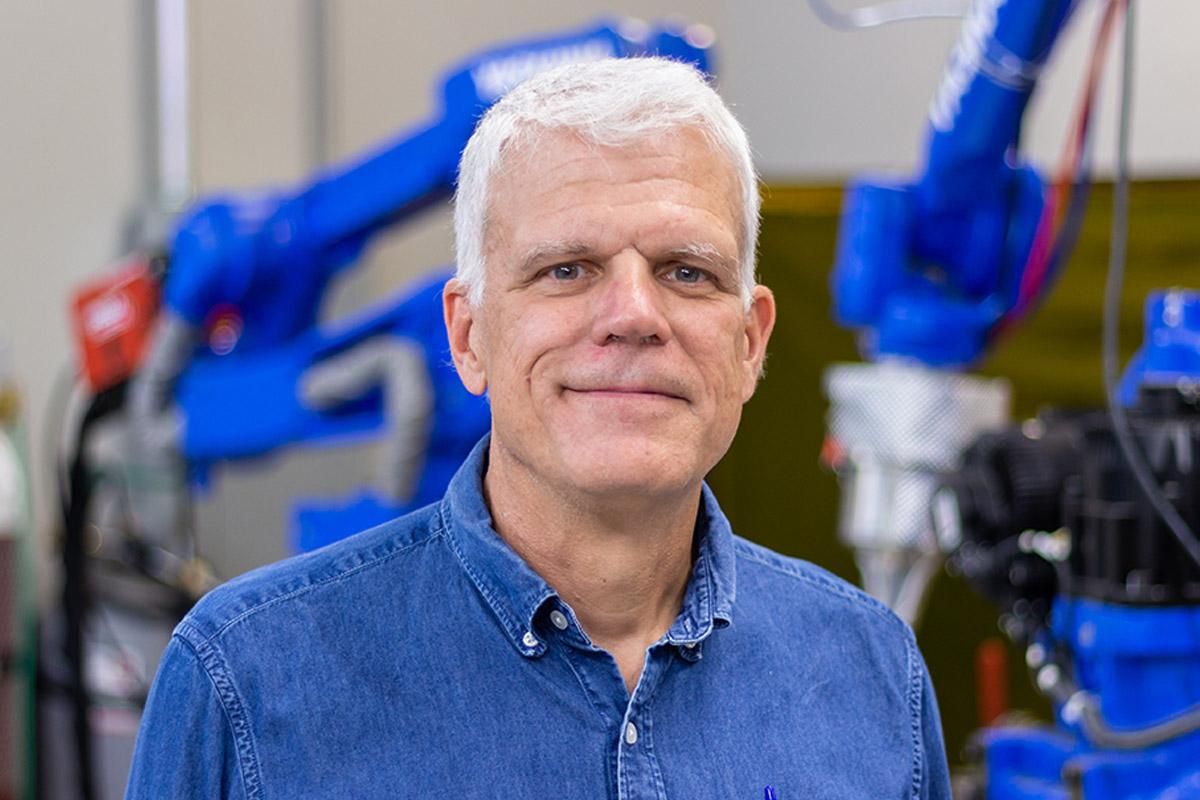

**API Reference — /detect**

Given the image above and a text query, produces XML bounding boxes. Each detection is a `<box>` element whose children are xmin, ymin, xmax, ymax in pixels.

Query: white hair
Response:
<box><xmin>453</xmin><ymin>57</ymin><xmax>760</xmax><ymax>307</ymax></box>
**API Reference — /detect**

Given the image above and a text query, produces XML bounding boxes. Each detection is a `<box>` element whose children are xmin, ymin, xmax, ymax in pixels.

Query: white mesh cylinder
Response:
<box><xmin>825</xmin><ymin>361</ymin><xmax>1010</xmax><ymax>554</ymax></box>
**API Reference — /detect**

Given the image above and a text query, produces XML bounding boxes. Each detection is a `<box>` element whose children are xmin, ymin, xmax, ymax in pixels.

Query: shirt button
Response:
<box><xmin>624</xmin><ymin>722</ymin><xmax>638</xmax><ymax>746</ymax></box>
<box><xmin>521</xmin><ymin>631</ymin><xmax>539</xmax><ymax>648</ymax></box>
<box><xmin>683</xmin><ymin>641</ymin><xmax>697</xmax><ymax>650</ymax></box>
<box><xmin>549</xmin><ymin>610</ymin><xmax>569</xmax><ymax>630</ymax></box>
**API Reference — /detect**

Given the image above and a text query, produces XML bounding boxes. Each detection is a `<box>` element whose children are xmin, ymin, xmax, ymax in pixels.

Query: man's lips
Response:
<box><xmin>563</xmin><ymin>385</ymin><xmax>688</xmax><ymax>402</ymax></box>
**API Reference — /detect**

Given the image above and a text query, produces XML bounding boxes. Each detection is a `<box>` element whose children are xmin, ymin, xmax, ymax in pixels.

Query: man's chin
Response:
<box><xmin>554</xmin><ymin>440</ymin><xmax>702</xmax><ymax>498</ymax></box>
<box><xmin>566</xmin><ymin>474</ymin><xmax>698</xmax><ymax>505</ymax></box>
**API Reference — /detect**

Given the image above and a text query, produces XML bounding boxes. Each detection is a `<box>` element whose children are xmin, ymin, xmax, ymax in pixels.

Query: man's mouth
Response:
<box><xmin>563</xmin><ymin>384</ymin><xmax>688</xmax><ymax>402</ymax></box>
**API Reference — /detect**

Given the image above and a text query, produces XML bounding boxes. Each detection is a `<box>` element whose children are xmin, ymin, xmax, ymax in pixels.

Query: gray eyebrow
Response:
<box><xmin>665</xmin><ymin>242</ymin><xmax>740</xmax><ymax>275</ymax></box>
<box><xmin>517</xmin><ymin>240</ymin><xmax>740</xmax><ymax>276</ymax></box>
<box><xmin>518</xmin><ymin>240</ymin><xmax>592</xmax><ymax>274</ymax></box>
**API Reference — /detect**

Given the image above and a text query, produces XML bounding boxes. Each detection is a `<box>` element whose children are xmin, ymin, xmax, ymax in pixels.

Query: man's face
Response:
<box><xmin>446</xmin><ymin>127</ymin><xmax>775</xmax><ymax>502</ymax></box>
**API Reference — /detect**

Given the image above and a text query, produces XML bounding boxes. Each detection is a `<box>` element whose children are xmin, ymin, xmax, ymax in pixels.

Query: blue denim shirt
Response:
<box><xmin>127</xmin><ymin>438</ymin><xmax>950</xmax><ymax>799</ymax></box>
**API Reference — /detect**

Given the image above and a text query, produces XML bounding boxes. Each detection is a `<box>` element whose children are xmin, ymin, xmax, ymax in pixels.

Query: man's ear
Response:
<box><xmin>740</xmin><ymin>285</ymin><xmax>776</xmax><ymax>402</ymax></box>
<box><xmin>443</xmin><ymin>279</ymin><xmax>488</xmax><ymax>396</ymax></box>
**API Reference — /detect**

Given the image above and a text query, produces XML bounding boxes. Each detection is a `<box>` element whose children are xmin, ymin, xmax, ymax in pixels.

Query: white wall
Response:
<box><xmin>1</xmin><ymin>1</ymin><xmax>143</xmax><ymax>594</ymax></box>
<box><xmin>3</xmin><ymin>0</ymin><xmax>1199</xmax><ymax>588</ymax></box>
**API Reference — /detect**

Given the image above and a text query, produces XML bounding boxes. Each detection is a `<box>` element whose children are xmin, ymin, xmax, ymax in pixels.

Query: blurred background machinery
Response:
<box><xmin>942</xmin><ymin>294</ymin><xmax>1200</xmax><ymax>795</ymax></box>
<box><xmin>0</xmin><ymin>347</ymin><xmax>36</xmax><ymax>800</ymax></box>
<box><xmin>824</xmin><ymin>0</ymin><xmax>1082</xmax><ymax>624</ymax></box>
<box><xmin>820</xmin><ymin>0</ymin><xmax>1200</xmax><ymax>795</ymax></box>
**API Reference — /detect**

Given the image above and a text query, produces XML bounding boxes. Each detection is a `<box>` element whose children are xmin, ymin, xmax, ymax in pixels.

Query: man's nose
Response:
<box><xmin>591</xmin><ymin>251</ymin><xmax>671</xmax><ymax>345</ymax></box>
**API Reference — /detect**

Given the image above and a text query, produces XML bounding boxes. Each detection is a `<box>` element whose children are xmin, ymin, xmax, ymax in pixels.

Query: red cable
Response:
<box><xmin>995</xmin><ymin>0</ymin><xmax>1125</xmax><ymax>335</ymax></box>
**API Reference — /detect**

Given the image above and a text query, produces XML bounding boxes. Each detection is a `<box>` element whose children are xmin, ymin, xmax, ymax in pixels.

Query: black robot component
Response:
<box><xmin>943</xmin><ymin>388</ymin><xmax>1200</xmax><ymax>639</ymax></box>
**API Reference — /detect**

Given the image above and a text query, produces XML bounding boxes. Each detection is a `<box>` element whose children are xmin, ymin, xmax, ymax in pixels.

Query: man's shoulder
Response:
<box><xmin>728</xmin><ymin>537</ymin><xmax>949</xmax><ymax>799</ymax></box>
<box><xmin>730</xmin><ymin>535</ymin><xmax>914</xmax><ymax>645</ymax></box>
<box><xmin>176</xmin><ymin>502</ymin><xmax>447</xmax><ymax>648</ymax></box>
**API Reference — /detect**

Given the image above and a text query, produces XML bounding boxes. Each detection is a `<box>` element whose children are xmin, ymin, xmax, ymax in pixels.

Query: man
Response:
<box><xmin>127</xmin><ymin>58</ymin><xmax>951</xmax><ymax>799</ymax></box>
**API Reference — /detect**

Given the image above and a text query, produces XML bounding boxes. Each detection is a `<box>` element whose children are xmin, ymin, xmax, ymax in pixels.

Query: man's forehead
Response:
<box><xmin>484</xmin><ymin>127</ymin><xmax>742</xmax><ymax>250</ymax></box>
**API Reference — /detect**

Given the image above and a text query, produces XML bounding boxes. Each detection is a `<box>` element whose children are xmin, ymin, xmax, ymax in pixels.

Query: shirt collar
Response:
<box><xmin>440</xmin><ymin>435</ymin><xmax>737</xmax><ymax>658</ymax></box>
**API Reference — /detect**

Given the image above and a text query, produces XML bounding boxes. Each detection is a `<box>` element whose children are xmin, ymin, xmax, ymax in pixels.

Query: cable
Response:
<box><xmin>998</xmin><ymin>0</ymin><xmax>1122</xmax><ymax>332</ymax></box>
<box><xmin>1007</xmin><ymin>94</ymin><xmax>1098</xmax><ymax>323</ymax></box>
<box><xmin>47</xmin><ymin>371</ymin><xmax>93</xmax><ymax>540</ymax></box>
<box><xmin>1034</xmin><ymin>0</ymin><xmax>1121</xmax><ymax>290</ymax></box>
<box><xmin>807</xmin><ymin>0</ymin><xmax>966</xmax><ymax>30</ymax></box>
<box><xmin>1101</xmin><ymin>0</ymin><xmax>1200</xmax><ymax>571</ymax></box>
<box><xmin>1033</xmin><ymin>643</ymin><xmax>1200</xmax><ymax>749</ymax></box>
<box><xmin>47</xmin><ymin>380</ymin><xmax>127</xmax><ymax>800</ymax></box>
<box><xmin>1079</xmin><ymin>694</ymin><xmax>1200</xmax><ymax>749</ymax></box>
<box><xmin>1038</xmin><ymin>133</ymin><xmax>1095</xmax><ymax>293</ymax></box>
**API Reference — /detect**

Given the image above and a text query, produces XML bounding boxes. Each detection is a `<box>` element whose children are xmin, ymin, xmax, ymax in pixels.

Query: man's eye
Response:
<box><xmin>669</xmin><ymin>265</ymin><xmax>707</xmax><ymax>284</ymax></box>
<box><xmin>550</xmin><ymin>264</ymin><xmax>581</xmax><ymax>280</ymax></box>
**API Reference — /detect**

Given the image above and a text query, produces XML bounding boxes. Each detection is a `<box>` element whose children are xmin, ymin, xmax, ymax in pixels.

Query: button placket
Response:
<box><xmin>615</xmin><ymin>647</ymin><xmax>674</xmax><ymax>799</ymax></box>
<box><xmin>616</xmin><ymin>706</ymin><xmax>666</xmax><ymax>800</ymax></box>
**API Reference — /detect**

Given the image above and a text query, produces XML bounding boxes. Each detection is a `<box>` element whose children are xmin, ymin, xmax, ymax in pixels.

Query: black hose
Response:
<box><xmin>43</xmin><ymin>381</ymin><xmax>127</xmax><ymax>800</ymax></box>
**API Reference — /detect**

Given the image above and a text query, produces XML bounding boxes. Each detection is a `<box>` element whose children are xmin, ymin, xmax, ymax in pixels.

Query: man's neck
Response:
<box><xmin>483</xmin><ymin>442</ymin><xmax>699</xmax><ymax>694</ymax></box>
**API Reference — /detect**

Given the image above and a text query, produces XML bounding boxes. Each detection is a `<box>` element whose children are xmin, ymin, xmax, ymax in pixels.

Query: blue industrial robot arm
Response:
<box><xmin>821</xmin><ymin>0</ymin><xmax>1085</xmax><ymax>623</ymax></box>
<box><xmin>832</xmin><ymin>0</ymin><xmax>1078</xmax><ymax>368</ymax></box>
